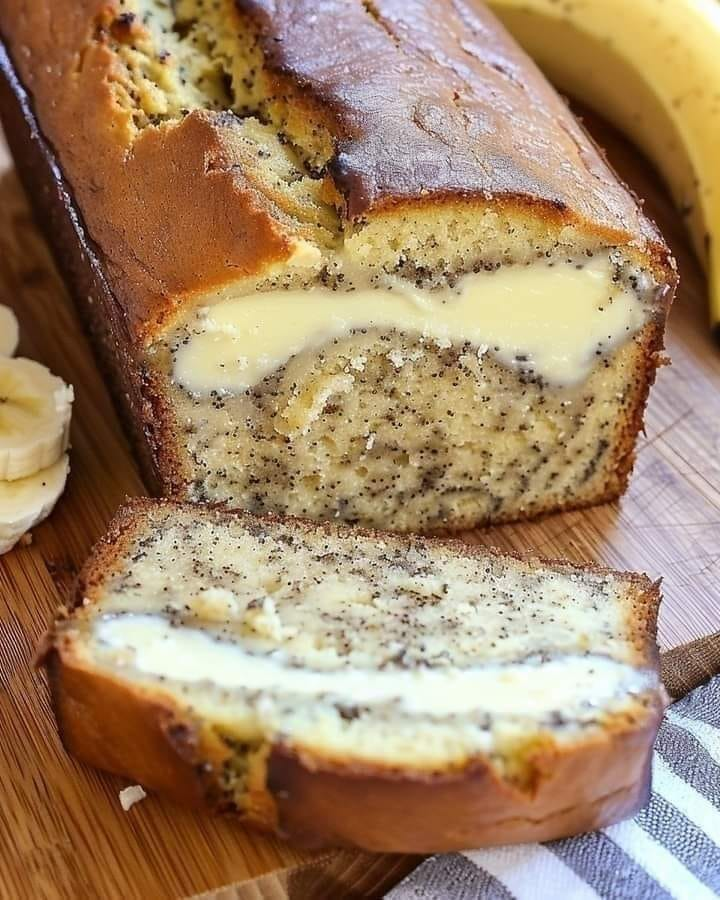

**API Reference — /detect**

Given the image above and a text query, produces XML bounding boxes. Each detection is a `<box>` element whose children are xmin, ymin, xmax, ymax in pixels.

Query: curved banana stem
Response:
<box><xmin>488</xmin><ymin>0</ymin><xmax>720</xmax><ymax>334</ymax></box>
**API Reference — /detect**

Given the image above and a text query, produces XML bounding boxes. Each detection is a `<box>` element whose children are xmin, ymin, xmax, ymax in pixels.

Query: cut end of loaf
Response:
<box><xmin>44</xmin><ymin>500</ymin><xmax>665</xmax><ymax>851</ymax></box>
<box><xmin>0</xmin><ymin>0</ymin><xmax>677</xmax><ymax>533</ymax></box>
<box><xmin>111</xmin><ymin>2</ymin><xmax>674</xmax><ymax>532</ymax></box>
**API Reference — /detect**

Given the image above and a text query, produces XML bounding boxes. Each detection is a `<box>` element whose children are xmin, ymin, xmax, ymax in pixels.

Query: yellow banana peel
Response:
<box><xmin>488</xmin><ymin>0</ymin><xmax>720</xmax><ymax>338</ymax></box>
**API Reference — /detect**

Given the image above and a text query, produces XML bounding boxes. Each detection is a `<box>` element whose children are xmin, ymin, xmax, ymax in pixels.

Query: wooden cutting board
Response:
<box><xmin>1</xmin><ymin>109</ymin><xmax>719</xmax><ymax>900</ymax></box>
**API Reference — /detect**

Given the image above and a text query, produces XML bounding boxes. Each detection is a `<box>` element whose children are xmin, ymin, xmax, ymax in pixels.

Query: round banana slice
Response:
<box><xmin>0</xmin><ymin>357</ymin><xmax>73</xmax><ymax>481</ymax></box>
<box><xmin>0</xmin><ymin>305</ymin><xmax>19</xmax><ymax>357</ymax></box>
<box><xmin>0</xmin><ymin>454</ymin><xmax>69</xmax><ymax>554</ymax></box>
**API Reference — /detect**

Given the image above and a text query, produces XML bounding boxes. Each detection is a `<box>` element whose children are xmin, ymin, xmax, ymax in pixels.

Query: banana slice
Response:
<box><xmin>0</xmin><ymin>305</ymin><xmax>19</xmax><ymax>357</ymax></box>
<box><xmin>0</xmin><ymin>357</ymin><xmax>73</xmax><ymax>481</ymax></box>
<box><xmin>0</xmin><ymin>454</ymin><xmax>69</xmax><ymax>554</ymax></box>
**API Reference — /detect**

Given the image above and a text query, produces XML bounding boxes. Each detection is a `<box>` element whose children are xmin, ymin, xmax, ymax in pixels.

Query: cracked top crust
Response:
<box><xmin>0</xmin><ymin>0</ymin><xmax>673</xmax><ymax>344</ymax></box>
<box><xmin>240</xmin><ymin>0</ymin><xmax>657</xmax><ymax>229</ymax></box>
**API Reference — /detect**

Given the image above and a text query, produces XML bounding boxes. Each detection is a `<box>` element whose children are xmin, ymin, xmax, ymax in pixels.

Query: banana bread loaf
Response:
<box><xmin>0</xmin><ymin>1</ymin><xmax>676</xmax><ymax>530</ymax></box>
<box><xmin>42</xmin><ymin>499</ymin><xmax>665</xmax><ymax>852</ymax></box>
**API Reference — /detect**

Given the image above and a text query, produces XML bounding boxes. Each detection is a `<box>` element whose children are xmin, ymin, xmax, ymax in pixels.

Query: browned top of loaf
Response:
<box><xmin>0</xmin><ymin>0</ymin><xmax>672</xmax><ymax>343</ymax></box>
<box><xmin>240</xmin><ymin>0</ymin><xmax>656</xmax><ymax>228</ymax></box>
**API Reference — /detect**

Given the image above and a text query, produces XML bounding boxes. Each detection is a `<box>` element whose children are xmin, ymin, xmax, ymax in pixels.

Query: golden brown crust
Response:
<box><xmin>0</xmin><ymin>2</ymin><xmax>298</xmax><ymax>342</ymax></box>
<box><xmin>264</xmin><ymin>717</ymin><xmax>660</xmax><ymax>852</ymax></box>
<box><xmin>45</xmin><ymin>640</ymin><xmax>662</xmax><ymax>852</ymax></box>
<box><xmin>0</xmin><ymin>44</ymin><xmax>182</xmax><ymax>493</ymax></box>
<box><xmin>0</xmin><ymin>0</ymin><xmax>675</xmax><ymax>346</ymax></box>
<box><xmin>239</xmin><ymin>0</ymin><xmax>666</xmax><ymax>249</ymax></box>
<box><xmin>38</xmin><ymin>499</ymin><xmax>664</xmax><ymax>852</ymax></box>
<box><xmin>44</xmin><ymin>646</ymin><xmax>230</xmax><ymax>809</ymax></box>
<box><xmin>46</xmin><ymin>644</ymin><xmax>662</xmax><ymax>851</ymax></box>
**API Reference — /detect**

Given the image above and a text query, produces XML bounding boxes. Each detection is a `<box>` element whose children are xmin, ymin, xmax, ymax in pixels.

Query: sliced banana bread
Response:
<box><xmin>42</xmin><ymin>499</ymin><xmax>664</xmax><ymax>852</ymax></box>
<box><xmin>0</xmin><ymin>0</ymin><xmax>675</xmax><ymax>531</ymax></box>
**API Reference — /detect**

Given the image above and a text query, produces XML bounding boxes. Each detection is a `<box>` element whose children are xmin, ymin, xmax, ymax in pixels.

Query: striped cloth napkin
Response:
<box><xmin>387</xmin><ymin>635</ymin><xmax>720</xmax><ymax>900</ymax></box>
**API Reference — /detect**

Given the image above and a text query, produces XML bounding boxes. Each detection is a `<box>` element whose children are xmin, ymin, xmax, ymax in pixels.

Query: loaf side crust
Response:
<box><xmin>265</xmin><ymin>725</ymin><xmax>658</xmax><ymax>852</ymax></box>
<box><xmin>0</xmin><ymin>2</ymin><xmax>295</xmax><ymax>341</ymax></box>
<box><xmin>45</xmin><ymin>645</ymin><xmax>661</xmax><ymax>852</ymax></box>
<box><xmin>0</xmin><ymin>44</ymin><xmax>169</xmax><ymax>492</ymax></box>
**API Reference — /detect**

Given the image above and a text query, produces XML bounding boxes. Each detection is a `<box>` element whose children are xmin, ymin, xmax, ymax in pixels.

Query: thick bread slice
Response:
<box><xmin>42</xmin><ymin>499</ymin><xmax>665</xmax><ymax>852</ymax></box>
<box><xmin>0</xmin><ymin>1</ymin><xmax>676</xmax><ymax>532</ymax></box>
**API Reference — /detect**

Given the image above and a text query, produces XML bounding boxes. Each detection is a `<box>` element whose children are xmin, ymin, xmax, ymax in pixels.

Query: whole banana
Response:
<box><xmin>488</xmin><ymin>0</ymin><xmax>720</xmax><ymax>336</ymax></box>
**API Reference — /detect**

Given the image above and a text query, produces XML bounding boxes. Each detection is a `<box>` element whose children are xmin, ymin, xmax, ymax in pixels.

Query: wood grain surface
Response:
<box><xmin>0</xmin><ymin>108</ymin><xmax>719</xmax><ymax>899</ymax></box>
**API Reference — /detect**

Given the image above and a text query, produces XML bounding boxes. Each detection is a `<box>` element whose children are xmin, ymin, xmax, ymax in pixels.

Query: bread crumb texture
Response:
<box><xmin>98</xmin><ymin>0</ymin><xmax>340</xmax><ymax>243</ymax></box>
<box><xmin>162</xmin><ymin>312</ymin><xmax>654</xmax><ymax>530</ymax></box>
<box><xmin>118</xmin><ymin>784</ymin><xmax>147</xmax><ymax>810</ymax></box>
<box><xmin>68</xmin><ymin>505</ymin><xmax>661</xmax><ymax>813</ymax></box>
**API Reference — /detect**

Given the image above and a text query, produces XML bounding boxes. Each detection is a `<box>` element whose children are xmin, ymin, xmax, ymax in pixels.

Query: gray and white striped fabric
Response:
<box><xmin>387</xmin><ymin>677</ymin><xmax>720</xmax><ymax>900</ymax></box>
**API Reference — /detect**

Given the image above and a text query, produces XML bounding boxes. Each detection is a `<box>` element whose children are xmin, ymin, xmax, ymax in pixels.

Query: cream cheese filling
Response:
<box><xmin>172</xmin><ymin>255</ymin><xmax>649</xmax><ymax>394</ymax></box>
<box><xmin>93</xmin><ymin>613</ymin><xmax>653</xmax><ymax>719</ymax></box>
